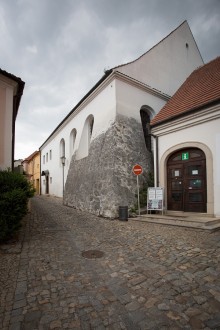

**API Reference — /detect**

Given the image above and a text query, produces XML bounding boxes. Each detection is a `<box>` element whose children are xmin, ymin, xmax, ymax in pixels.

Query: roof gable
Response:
<box><xmin>23</xmin><ymin>150</ymin><xmax>39</xmax><ymax>162</ymax></box>
<box><xmin>151</xmin><ymin>57</ymin><xmax>220</xmax><ymax>127</ymax></box>
<box><xmin>113</xmin><ymin>21</ymin><xmax>203</xmax><ymax>96</ymax></box>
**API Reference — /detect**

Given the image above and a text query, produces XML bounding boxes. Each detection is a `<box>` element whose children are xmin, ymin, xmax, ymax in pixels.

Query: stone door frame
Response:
<box><xmin>160</xmin><ymin>142</ymin><xmax>214</xmax><ymax>215</ymax></box>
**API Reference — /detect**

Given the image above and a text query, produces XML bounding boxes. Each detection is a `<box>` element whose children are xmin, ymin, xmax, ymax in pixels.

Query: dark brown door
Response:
<box><xmin>167</xmin><ymin>148</ymin><xmax>206</xmax><ymax>212</ymax></box>
<box><xmin>167</xmin><ymin>163</ymin><xmax>184</xmax><ymax>211</ymax></box>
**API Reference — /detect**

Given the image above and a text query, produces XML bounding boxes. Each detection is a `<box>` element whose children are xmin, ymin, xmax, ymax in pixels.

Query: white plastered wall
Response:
<box><xmin>115</xmin><ymin>78</ymin><xmax>168</xmax><ymax>120</ymax></box>
<box><xmin>0</xmin><ymin>78</ymin><xmax>15</xmax><ymax>170</ymax></box>
<box><xmin>40</xmin><ymin>79</ymin><xmax>116</xmax><ymax>197</ymax></box>
<box><xmin>40</xmin><ymin>74</ymin><xmax>170</xmax><ymax>197</ymax></box>
<box><xmin>152</xmin><ymin>115</ymin><xmax>220</xmax><ymax>216</ymax></box>
<box><xmin>117</xmin><ymin>21</ymin><xmax>203</xmax><ymax>96</ymax></box>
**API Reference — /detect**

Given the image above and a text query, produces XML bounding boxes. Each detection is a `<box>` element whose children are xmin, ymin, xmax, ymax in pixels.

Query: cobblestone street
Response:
<box><xmin>1</xmin><ymin>195</ymin><xmax>220</xmax><ymax>330</ymax></box>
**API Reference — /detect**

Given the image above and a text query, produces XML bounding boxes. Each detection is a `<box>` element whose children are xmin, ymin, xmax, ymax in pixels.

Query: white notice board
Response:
<box><xmin>147</xmin><ymin>187</ymin><xmax>164</xmax><ymax>213</ymax></box>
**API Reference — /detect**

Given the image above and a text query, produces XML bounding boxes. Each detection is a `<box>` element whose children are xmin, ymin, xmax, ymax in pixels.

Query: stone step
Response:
<box><xmin>130</xmin><ymin>214</ymin><xmax>220</xmax><ymax>231</ymax></box>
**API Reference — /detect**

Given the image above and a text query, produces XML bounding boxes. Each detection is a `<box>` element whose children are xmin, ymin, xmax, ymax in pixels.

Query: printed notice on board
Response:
<box><xmin>147</xmin><ymin>187</ymin><xmax>164</xmax><ymax>212</ymax></box>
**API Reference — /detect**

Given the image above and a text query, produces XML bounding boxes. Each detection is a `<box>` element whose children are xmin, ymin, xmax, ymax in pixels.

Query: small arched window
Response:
<box><xmin>60</xmin><ymin>138</ymin><xmax>65</xmax><ymax>165</ymax></box>
<box><xmin>140</xmin><ymin>106</ymin><xmax>153</xmax><ymax>152</ymax></box>
<box><xmin>88</xmin><ymin>115</ymin><xmax>94</xmax><ymax>143</ymax></box>
<box><xmin>70</xmin><ymin>129</ymin><xmax>77</xmax><ymax>156</ymax></box>
<box><xmin>76</xmin><ymin>115</ymin><xmax>94</xmax><ymax>160</ymax></box>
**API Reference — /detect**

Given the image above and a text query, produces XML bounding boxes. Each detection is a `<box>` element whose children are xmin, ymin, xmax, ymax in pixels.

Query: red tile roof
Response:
<box><xmin>151</xmin><ymin>57</ymin><xmax>220</xmax><ymax>126</ymax></box>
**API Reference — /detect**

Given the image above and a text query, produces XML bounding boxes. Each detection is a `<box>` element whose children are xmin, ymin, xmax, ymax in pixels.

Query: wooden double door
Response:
<box><xmin>167</xmin><ymin>148</ymin><xmax>206</xmax><ymax>212</ymax></box>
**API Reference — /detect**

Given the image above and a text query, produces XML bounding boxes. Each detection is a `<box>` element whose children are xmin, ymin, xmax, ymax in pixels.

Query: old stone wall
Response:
<box><xmin>64</xmin><ymin>114</ymin><xmax>153</xmax><ymax>218</ymax></box>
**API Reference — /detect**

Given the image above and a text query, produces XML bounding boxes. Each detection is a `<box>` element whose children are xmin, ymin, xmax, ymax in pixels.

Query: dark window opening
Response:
<box><xmin>140</xmin><ymin>110</ymin><xmax>151</xmax><ymax>151</ymax></box>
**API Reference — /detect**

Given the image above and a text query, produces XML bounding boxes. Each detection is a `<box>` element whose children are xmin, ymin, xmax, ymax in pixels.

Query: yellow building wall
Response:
<box><xmin>32</xmin><ymin>152</ymin><xmax>40</xmax><ymax>194</ymax></box>
<box><xmin>25</xmin><ymin>152</ymin><xmax>40</xmax><ymax>194</ymax></box>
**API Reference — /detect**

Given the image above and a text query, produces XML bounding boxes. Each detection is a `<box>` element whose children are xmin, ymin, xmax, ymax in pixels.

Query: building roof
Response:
<box><xmin>0</xmin><ymin>68</ymin><xmax>25</xmax><ymax>118</ymax></box>
<box><xmin>113</xmin><ymin>20</ymin><xmax>202</xmax><ymax>72</ymax></box>
<box><xmin>22</xmin><ymin>150</ymin><xmax>39</xmax><ymax>163</ymax></box>
<box><xmin>151</xmin><ymin>57</ymin><xmax>220</xmax><ymax>127</ymax></box>
<box><xmin>40</xmin><ymin>21</ymin><xmax>195</xmax><ymax>149</ymax></box>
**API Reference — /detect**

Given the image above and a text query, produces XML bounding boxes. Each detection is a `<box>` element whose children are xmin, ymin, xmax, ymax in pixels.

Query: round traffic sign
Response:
<box><xmin>132</xmin><ymin>164</ymin><xmax>143</xmax><ymax>175</ymax></box>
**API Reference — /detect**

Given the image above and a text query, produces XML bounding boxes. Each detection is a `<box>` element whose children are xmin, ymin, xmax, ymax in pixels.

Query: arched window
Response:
<box><xmin>140</xmin><ymin>106</ymin><xmax>153</xmax><ymax>152</ymax></box>
<box><xmin>76</xmin><ymin>115</ymin><xmax>94</xmax><ymax>160</ymax></box>
<box><xmin>70</xmin><ymin>129</ymin><xmax>77</xmax><ymax>157</ymax></box>
<box><xmin>88</xmin><ymin>116</ymin><xmax>94</xmax><ymax>142</ymax></box>
<box><xmin>60</xmin><ymin>138</ymin><xmax>65</xmax><ymax>165</ymax></box>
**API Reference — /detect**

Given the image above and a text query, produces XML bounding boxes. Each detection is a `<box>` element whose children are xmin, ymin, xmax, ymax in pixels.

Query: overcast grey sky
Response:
<box><xmin>1</xmin><ymin>0</ymin><xmax>219</xmax><ymax>159</ymax></box>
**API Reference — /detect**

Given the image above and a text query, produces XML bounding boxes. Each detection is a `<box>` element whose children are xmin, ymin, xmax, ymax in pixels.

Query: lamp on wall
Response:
<box><xmin>60</xmin><ymin>155</ymin><xmax>66</xmax><ymax>166</ymax></box>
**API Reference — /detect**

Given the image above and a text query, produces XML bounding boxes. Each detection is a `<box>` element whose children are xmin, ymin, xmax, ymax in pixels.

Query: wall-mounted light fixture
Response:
<box><xmin>60</xmin><ymin>155</ymin><xmax>66</xmax><ymax>166</ymax></box>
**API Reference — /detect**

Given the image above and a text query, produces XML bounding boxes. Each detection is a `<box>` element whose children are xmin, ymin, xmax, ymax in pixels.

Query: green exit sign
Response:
<box><xmin>182</xmin><ymin>152</ymin><xmax>189</xmax><ymax>160</ymax></box>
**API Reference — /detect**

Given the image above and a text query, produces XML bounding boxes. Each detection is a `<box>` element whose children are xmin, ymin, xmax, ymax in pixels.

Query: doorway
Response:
<box><xmin>45</xmin><ymin>175</ymin><xmax>49</xmax><ymax>194</ymax></box>
<box><xmin>167</xmin><ymin>148</ymin><xmax>206</xmax><ymax>212</ymax></box>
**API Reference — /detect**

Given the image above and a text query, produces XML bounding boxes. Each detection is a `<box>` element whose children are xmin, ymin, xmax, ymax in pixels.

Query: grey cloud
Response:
<box><xmin>0</xmin><ymin>0</ymin><xmax>219</xmax><ymax>159</ymax></box>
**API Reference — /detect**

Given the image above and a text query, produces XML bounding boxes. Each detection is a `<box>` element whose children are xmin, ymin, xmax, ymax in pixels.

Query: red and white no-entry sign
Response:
<box><xmin>132</xmin><ymin>164</ymin><xmax>143</xmax><ymax>176</ymax></box>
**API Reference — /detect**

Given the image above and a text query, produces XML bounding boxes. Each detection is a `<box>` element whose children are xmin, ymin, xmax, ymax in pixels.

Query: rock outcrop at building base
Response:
<box><xmin>64</xmin><ymin>114</ymin><xmax>153</xmax><ymax>218</ymax></box>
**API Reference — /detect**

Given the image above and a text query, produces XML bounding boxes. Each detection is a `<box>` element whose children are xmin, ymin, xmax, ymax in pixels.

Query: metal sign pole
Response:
<box><xmin>137</xmin><ymin>175</ymin><xmax>140</xmax><ymax>216</ymax></box>
<box><xmin>132</xmin><ymin>164</ymin><xmax>143</xmax><ymax>217</ymax></box>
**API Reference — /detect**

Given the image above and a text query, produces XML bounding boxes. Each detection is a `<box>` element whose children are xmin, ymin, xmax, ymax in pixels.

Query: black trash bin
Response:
<box><xmin>119</xmin><ymin>206</ymin><xmax>128</xmax><ymax>221</ymax></box>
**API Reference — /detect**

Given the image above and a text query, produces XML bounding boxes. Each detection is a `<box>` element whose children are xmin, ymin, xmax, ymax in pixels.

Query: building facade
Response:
<box><xmin>40</xmin><ymin>21</ymin><xmax>204</xmax><ymax>217</ymax></box>
<box><xmin>23</xmin><ymin>151</ymin><xmax>41</xmax><ymax>194</ymax></box>
<box><xmin>0</xmin><ymin>69</ymin><xmax>25</xmax><ymax>171</ymax></box>
<box><xmin>151</xmin><ymin>57</ymin><xmax>220</xmax><ymax>217</ymax></box>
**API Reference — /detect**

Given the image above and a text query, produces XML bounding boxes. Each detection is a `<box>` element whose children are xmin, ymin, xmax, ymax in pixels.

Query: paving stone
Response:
<box><xmin>205</xmin><ymin>314</ymin><xmax>220</xmax><ymax>328</ymax></box>
<box><xmin>129</xmin><ymin>275</ymin><xmax>146</xmax><ymax>286</ymax></box>
<box><xmin>125</xmin><ymin>300</ymin><xmax>140</xmax><ymax>311</ymax></box>
<box><xmin>158</xmin><ymin>303</ymin><xmax>170</xmax><ymax>311</ymax></box>
<box><xmin>9</xmin><ymin>323</ymin><xmax>21</xmax><ymax>330</ymax></box>
<box><xmin>1</xmin><ymin>195</ymin><xmax>220</xmax><ymax>329</ymax></box>
<box><xmin>11</xmin><ymin>309</ymin><xmax>23</xmax><ymax>317</ymax></box>
<box><xmin>189</xmin><ymin>315</ymin><xmax>204</xmax><ymax>329</ymax></box>
<box><xmin>49</xmin><ymin>319</ymin><xmax>62</xmax><ymax>329</ymax></box>
<box><xmin>24</xmin><ymin>310</ymin><xmax>41</xmax><ymax>322</ymax></box>
<box><xmin>193</xmin><ymin>295</ymin><xmax>207</xmax><ymax>305</ymax></box>
<box><xmin>12</xmin><ymin>299</ymin><xmax>26</xmax><ymax>310</ymax></box>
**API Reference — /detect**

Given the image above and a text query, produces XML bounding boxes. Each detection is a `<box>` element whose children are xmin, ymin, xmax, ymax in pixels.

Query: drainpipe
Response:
<box><xmin>150</xmin><ymin>134</ymin><xmax>159</xmax><ymax>187</ymax></box>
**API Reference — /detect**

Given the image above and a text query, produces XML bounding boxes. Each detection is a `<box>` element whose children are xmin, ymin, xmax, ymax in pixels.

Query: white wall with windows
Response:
<box><xmin>115</xmin><ymin>76</ymin><xmax>168</xmax><ymax>121</ymax></box>
<box><xmin>151</xmin><ymin>104</ymin><xmax>220</xmax><ymax>217</ymax></box>
<box><xmin>39</xmin><ymin>21</ymin><xmax>205</xmax><ymax>217</ymax></box>
<box><xmin>40</xmin><ymin>79</ymin><xmax>117</xmax><ymax>197</ymax></box>
<box><xmin>40</xmin><ymin>74</ymin><xmax>169</xmax><ymax>197</ymax></box>
<box><xmin>117</xmin><ymin>21</ymin><xmax>203</xmax><ymax>97</ymax></box>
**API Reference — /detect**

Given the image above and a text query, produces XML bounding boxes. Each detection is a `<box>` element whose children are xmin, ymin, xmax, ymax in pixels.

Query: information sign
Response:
<box><xmin>147</xmin><ymin>187</ymin><xmax>164</xmax><ymax>213</ymax></box>
<box><xmin>182</xmin><ymin>152</ymin><xmax>189</xmax><ymax>160</ymax></box>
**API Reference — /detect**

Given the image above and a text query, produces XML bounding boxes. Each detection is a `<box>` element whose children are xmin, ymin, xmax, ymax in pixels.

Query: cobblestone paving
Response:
<box><xmin>1</xmin><ymin>195</ymin><xmax>220</xmax><ymax>329</ymax></box>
